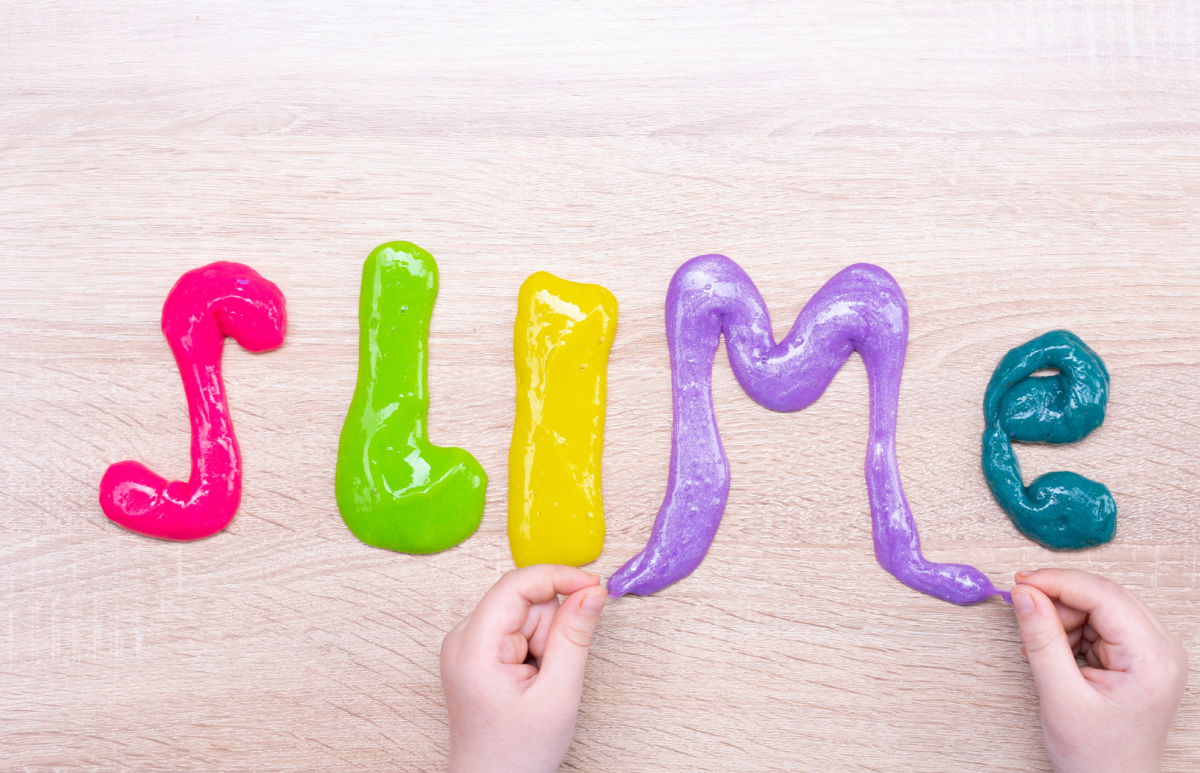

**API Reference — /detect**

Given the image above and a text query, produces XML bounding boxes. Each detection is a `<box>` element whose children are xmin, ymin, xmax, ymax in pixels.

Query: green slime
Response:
<box><xmin>982</xmin><ymin>329</ymin><xmax>1116</xmax><ymax>550</ymax></box>
<box><xmin>335</xmin><ymin>242</ymin><xmax>487</xmax><ymax>553</ymax></box>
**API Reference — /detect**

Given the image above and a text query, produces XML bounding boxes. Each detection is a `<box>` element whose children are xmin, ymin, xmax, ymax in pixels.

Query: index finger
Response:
<box><xmin>471</xmin><ymin>564</ymin><xmax>601</xmax><ymax>636</ymax></box>
<box><xmin>1016</xmin><ymin>569</ymin><xmax>1159</xmax><ymax>648</ymax></box>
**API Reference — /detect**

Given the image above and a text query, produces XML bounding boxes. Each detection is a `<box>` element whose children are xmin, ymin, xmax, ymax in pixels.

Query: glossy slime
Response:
<box><xmin>335</xmin><ymin>242</ymin><xmax>487</xmax><ymax>554</ymax></box>
<box><xmin>509</xmin><ymin>272</ymin><xmax>618</xmax><ymax>567</ymax></box>
<box><xmin>983</xmin><ymin>330</ymin><xmax>1116</xmax><ymax>550</ymax></box>
<box><xmin>608</xmin><ymin>255</ymin><xmax>1008</xmax><ymax>605</ymax></box>
<box><xmin>99</xmin><ymin>262</ymin><xmax>287</xmax><ymax>540</ymax></box>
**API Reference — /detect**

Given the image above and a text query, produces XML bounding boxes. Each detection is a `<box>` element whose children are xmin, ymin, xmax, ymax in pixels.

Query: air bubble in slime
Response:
<box><xmin>509</xmin><ymin>272</ymin><xmax>617</xmax><ymax>567</ymax></box>
<box><xmin>607</xmin><ymin>255</ymin><xmax>1009</xmax><ymax>605</ymax></box>
<box><xmin>99</xmin><ymin>262</ymin><xmax>287</xmax><ymax>540</ymax></box>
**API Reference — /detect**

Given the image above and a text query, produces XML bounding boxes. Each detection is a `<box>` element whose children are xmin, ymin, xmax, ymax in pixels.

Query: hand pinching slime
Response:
<box><xmin>335</xmin><ymin>242</ymin><xmax>488</xmax><ymax>554</ymax></box>
<box><xmin>982</xmin><ymin>330</ymin><xmax>1116</xmax><ymax>550</ymax></box>
<box><xmin>99</xmin><ymin>262</ymin><xmax>287</xmax><ymax>540</ymax></box>
<box><xmin>608</xmin><ymin>255</ymin><xmax>1008</xmax><ymax>605</ymax></box>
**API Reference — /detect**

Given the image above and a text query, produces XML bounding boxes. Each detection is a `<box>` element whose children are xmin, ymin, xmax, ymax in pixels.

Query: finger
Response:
<box><xmin>1015</xmin><ymin>569</ymin><xmax>1158</xmax><ymax>649</ymax></box>
<box><xmin>1067</xmin><ymin>626</ymin><xmax>1083</xmax><ymax>650</ymax></box>
<box><xmin>533</xmin><ymin>585</ymin><xmax>607</xmax><ymax>697</ymax></box>
<box><xmin>1052</xmin><ymin>599</ymin><xmax>1088</xmax><ymax>633</ymax></box>
<box><xmin>508</xmin><ymin>661</ymin><xmax>539</xmax><ymax>684</ymax></box>
<box><xmin>525</xmin><ymin>598</ymin><xmax>560</xmax><ymax>665</ymax></box>
<box><xmin>1012</xmin><ymin>585</ymin><xmax>1086</xmax><ymax>698</ymax></box>
<box><xmin>472</xmin><ymin>565</ymin><xmax>601</xmax><ymax>637</ymax></box>
<box><xmin>499</xmin><ymin>630</ymin><xmax>530</xmax><ymax>667</ymax></box>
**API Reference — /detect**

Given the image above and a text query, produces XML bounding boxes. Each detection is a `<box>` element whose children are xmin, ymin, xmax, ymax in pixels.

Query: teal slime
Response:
<box><xmin>982</xmin><ymin>330</ymin><xmax>1116</xmax><ymax>550</ymax></box>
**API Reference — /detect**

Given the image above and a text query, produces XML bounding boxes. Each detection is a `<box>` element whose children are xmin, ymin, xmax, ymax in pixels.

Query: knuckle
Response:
<box><xmin>1142</xmin><ymin>640</ymin><xmax>1188</xmax><ymax>688</ymax></box>
<box><xmin>440</xmin><ymin>631</ymin><xmax>460</xmax><ymax>659</ymax></box>
<box><xmin>1164</xmin><ymin>645</ymin><xmax>1189</xmax><ymax>682</ymax></box>
<box><xmin>439</xmin><ymin>641</ymin><xmax>464</xmax><ymax>679</ymax></box>
<box><xmin>1168</xmin><ymin>633</ymin><xmax>1189</xmax><ymax>665</ymax></box>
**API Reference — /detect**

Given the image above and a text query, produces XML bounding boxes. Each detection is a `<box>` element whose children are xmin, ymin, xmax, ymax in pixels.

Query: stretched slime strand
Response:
<box><xmin>335</xmin><ymin>242</ymin><xmax>487</xmax><ymax>554</ymax></box>
<box><xmin>982</xmin><ymin>330</ymin><xmax>1116</xmax><ymax>550</ymax></box>
<box><xmin>607</xmin><ymin>255</ymin><xmax>1008</xmax><ymax>605</ymax></box>
<box><xmin>99</xmin><ymin>262</ymin><xmax>287</xmax><ymax>540</ymax></box>
<box><xmin>509</xmin><ymin>272</ymin><xmax>618</xmax><ymax>567</ymax></box>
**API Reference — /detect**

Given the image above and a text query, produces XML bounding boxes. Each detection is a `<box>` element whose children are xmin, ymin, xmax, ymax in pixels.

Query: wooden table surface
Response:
<box><xmin>3</xmin><ymin>2</ymin><xmax>1199</xmax><ymax>770</ymax></box>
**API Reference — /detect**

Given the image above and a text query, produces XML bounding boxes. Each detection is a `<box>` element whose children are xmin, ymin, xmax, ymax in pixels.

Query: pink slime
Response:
<box><xmin>99</xmin><ymin>262</ymin><xmax>286</xmax><ymax>540</ymax></box>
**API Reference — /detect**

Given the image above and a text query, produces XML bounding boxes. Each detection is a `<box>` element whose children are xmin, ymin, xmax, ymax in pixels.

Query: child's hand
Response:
<box><xmin>440</xmin><ymin>565</ymin><xmax>608</xmax><ymax>773</ymax></box>
<box><xmin>1012</xmin><ymin>569</ymin><xmax>1188</xmax><ymax>773</ymax></box>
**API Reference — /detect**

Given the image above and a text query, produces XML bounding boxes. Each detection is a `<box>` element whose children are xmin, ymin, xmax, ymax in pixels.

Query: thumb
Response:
<box><xmin>536</xmin><ymin>585</ymin><xmax>607</xmax><ymax>692</ymax></box>
<box><xmin>1012</xmin><ymin>584</ymin><xmax>1084</xmax><ymax>699</ymax></box>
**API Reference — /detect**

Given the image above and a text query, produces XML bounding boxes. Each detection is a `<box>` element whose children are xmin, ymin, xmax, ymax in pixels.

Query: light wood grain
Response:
<box><xmin>2</xmin><ymin>2</ymin><xmax>1199</xmax><ymax>770</ymax></box>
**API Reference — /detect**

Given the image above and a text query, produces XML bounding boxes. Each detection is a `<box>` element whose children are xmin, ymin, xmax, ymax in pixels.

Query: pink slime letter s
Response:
<box><xmin>99</xmin><ymin>262</ymin><xmax>286</xmax><ymax>540</ymax></box>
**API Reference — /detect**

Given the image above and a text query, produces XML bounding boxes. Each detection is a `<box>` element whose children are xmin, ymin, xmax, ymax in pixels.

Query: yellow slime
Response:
<box><xmin>509</xmin><ymin>272</ymin><xmax>618</xmax><ymax>567</ymax></box>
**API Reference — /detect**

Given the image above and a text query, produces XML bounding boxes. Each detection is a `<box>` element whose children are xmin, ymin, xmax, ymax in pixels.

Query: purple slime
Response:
<box><xmin>607</xmin><ymin>256</ymin><xmax>1010</xmax><ymax>605</ymax></box>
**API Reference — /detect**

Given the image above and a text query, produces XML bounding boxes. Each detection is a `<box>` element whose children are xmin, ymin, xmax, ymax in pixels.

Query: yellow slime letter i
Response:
<box><xmin>509</xmin><ymin>272</ymin><xmax>618</xmax><ymax>567</ymax></box>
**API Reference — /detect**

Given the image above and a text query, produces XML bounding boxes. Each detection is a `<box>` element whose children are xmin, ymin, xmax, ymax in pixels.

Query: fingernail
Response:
<box><xmin>581</xmin><ymin>589</ymin><xmax>607</xmax><ymax>616</ymax></box>
<box><xmin>1015</xmin><ymin>570</ymin><xmax>1033</xmax><ymax>580</ymax></box>
<box><xmin>1011</xmin><ymin>588</ymin><xmax>1035</xmax><ymax>616</ymax></box>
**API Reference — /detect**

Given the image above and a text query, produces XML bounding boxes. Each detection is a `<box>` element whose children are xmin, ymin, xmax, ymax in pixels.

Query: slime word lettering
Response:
<box><xmin>982</xmin><ymin>330</ymin><xmax>1116</xmax><ymax>550</ymax></box>
<box><xmin>99</xmin><ymin>262</ymin><xmax>287</xmax><ymax>540</ymax></box>
<box><xmin>509</xmin><ymin>271</ymin><xmax>618</xmax><ymax>567</ymax></box>
<box><xmin>607</xmin><ymin>255</ymin><xmax>1009</xmax><ymax>605</ymax></box>
<box><xmin>335</xmin><ymin>242</ymin><xmax>488</xmax><ymax>554</ymax></box>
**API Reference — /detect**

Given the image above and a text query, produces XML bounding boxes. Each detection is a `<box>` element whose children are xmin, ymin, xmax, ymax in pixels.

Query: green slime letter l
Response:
<box><xmin>336</xmin><ymin>242</ymin><xmax>488</xmax><ymax>553</ymax></box>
